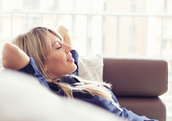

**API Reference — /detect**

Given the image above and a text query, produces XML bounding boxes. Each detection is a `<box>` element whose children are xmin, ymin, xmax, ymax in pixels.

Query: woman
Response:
<box><xmin>2</xmin><ymin>26</ymin><xmax>158</xmax><ymax>121</ymax></box>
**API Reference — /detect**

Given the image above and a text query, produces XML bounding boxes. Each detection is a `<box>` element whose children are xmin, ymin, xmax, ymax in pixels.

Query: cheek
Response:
<box><xmin>44</xmin><ymin>57</ymin><xmax>63</xmax><ymax>75</ymax></box>
<box><xmin>55</xmin><ymin>54</ymin><xmax>66</xmax><ymax>64</ymax></box>
<box><xmin>47</xmin><ymin>51</ymin><xmax>63</xmax><ymax>62</ymax></box>
<box><xmin>49</xmin><ymin>53</ymin><xmax>66</xmax><ymax>67</ymax></box>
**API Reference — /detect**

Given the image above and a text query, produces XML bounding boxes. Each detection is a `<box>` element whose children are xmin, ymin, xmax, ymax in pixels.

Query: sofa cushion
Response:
<box><xmin>117</xmin><ymin>97</ymin><xmax>166</xmax><ymax>121</ymax></box>
<box><xmin>0</xmin><ymin>70</ymin><xmax>125</xmax><ymax>121</ymax></box>
<box><xmin>78</xmin><ymin>54</ymin><xmax>103</xmax><ymax>82</ymax></box>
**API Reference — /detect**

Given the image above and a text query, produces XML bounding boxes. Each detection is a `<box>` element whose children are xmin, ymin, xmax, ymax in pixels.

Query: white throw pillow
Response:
<box><xmin>78</xmin><ymin>54</ymin><xmax>103</xmax><ymax>82</ymax></box>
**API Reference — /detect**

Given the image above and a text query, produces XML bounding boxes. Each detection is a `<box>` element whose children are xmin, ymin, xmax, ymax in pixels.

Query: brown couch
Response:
<box><xmin>103</xmin><ymin>57</ymin><xmax>168</xmax><ymax>121</ymax></box>
<box><xmin>0</xmin><ymin>57</ymin><xmax>168</xmax><ymax>121</ymax></box>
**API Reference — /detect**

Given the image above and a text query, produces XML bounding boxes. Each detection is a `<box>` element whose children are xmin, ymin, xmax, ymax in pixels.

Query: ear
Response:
<box><xmin>44</xmin><ymin>65</ymin><xmax>48</xmax><ymax>72</ymax></box>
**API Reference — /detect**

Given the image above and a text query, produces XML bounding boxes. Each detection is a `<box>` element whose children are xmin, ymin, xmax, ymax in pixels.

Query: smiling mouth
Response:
<box><xmin>68</xmin><ymin>57</ymin><xmax>73</xmax><ymax>61</ymax></box>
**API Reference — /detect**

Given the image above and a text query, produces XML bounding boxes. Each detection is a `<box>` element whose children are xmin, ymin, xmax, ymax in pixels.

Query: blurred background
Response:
<box><xmin>0</xmin><ymin>0</ymin><xmax>172</xmax><ymax>120</ymax></box>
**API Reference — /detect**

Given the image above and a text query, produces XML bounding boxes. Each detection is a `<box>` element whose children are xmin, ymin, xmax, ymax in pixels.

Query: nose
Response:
<box><xmin>63</xmin><ymin>43</ymin><xmax>72</xmax><ymax>53</ymax></box>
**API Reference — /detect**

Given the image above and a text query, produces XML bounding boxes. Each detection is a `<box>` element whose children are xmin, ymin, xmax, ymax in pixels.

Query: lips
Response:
<box><xmin>67</xmin><ymin>56</ymin><xmax>74</xmax><ymax>62</ymax></box>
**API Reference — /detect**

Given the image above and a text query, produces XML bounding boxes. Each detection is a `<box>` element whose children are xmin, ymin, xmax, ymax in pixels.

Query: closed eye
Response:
<box><xmin>56</xmin><ymin>46</ymin><xmax>62</xmax><ymax>50</ymax></box>
<box><xmin>55</xmin><ymin>41</ymin><xmax>62</xmax><ymax>50</ymax></box>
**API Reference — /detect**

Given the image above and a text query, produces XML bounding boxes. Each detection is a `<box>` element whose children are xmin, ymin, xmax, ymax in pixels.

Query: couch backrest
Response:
<box><xmin>103</xmin><ymin>57</ymin><xmax>168</xmax><ymax>97</ymax></box>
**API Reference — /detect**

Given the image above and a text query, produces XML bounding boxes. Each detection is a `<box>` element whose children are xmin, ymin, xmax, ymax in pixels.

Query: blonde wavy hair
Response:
<box><xmin>12</xmin><ymin>26</ymin><xmax>115</xmax><ymax>104</ymax></box>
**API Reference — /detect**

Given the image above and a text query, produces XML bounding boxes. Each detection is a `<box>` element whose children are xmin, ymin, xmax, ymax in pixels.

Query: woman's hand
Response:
<box><xmin>56</xmin><ymin>26</ymin><xmax>72</xmax><ymax>46</ymax></box>
<box><xmin>2</xmin><ymin>42</ymin><xmax>30</xmax><ymax>70</ymax></box>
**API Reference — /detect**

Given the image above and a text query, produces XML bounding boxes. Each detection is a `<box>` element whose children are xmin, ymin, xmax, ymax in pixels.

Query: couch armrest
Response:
<box><xmin>103</xmin><ymin>57</ymin><xmax>168</xmax><ymax>97</ymax></box>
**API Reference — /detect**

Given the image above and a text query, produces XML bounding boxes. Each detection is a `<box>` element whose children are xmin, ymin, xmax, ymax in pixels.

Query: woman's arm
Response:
<box><xmin>56</xmin><ymin>26</ymin><xmax>72</xmax><ymax>46</ymax></box>
<box><xmin>2</xmin><ymin>42</ymin><xmax>30</xmax><ymax>70</ymax></box>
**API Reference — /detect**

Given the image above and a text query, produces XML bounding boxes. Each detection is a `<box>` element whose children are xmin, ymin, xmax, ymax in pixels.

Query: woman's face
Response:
<box><xmin>44</xmin><ymin>32</ymin><xmax>77</xmax><ymax>79</ymax></box>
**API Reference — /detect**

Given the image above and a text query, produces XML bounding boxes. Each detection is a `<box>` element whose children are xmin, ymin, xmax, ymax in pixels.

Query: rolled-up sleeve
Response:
<box><xmin>19</xmin><ymin>57</ymin><xmax>51</xmax><ymax>90</ymax></box>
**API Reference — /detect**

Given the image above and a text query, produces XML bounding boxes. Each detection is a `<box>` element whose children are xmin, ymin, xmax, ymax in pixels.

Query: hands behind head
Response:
<box><xmin>56</xmin><ymin>26</ymin><xmax>72</xmax><ymax>46</ymax></box>
<box><xmin>2</xmin><ymin>43</ymin><xmax>30</xmax><ymax>70</ymax></box>
<box><xmin>2</xmin><ymin>26</ymin><xmax>71</xmax><ymax>70</ymax></box>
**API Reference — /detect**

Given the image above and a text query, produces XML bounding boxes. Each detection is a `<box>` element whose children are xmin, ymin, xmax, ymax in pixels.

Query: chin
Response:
<box><xmin>70</xmin><ymin>65</ymin><xmax>77</xmax><ymax>73</ymax></box>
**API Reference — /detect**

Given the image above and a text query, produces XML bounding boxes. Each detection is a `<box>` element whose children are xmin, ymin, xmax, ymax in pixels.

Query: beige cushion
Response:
<box><xmin>78</xmin><ymin>54</ymin><xmax>103</xmax><ymax>82</ymax></box>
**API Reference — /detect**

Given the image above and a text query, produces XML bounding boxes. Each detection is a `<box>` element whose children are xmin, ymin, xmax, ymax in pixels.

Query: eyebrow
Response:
<box><xmin>52</xmin><ymin>40</ymin><xmax>60</xmax><ymax>47</ymax></box>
